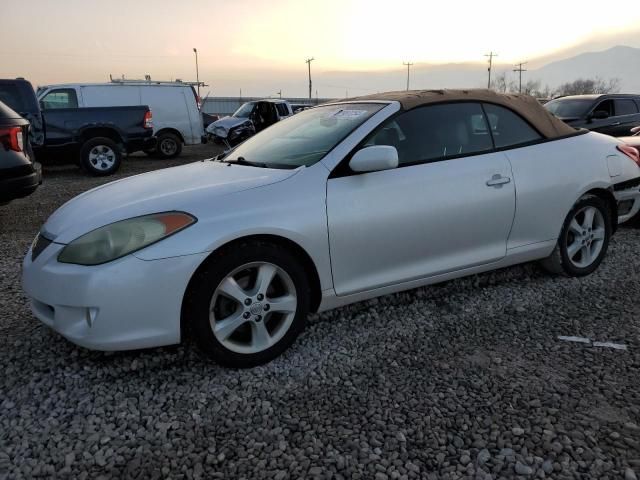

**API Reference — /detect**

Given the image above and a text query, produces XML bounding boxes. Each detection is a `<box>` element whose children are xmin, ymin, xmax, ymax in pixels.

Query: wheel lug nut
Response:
<box><xmin>243</xmin><ymin>312</ymin><xmax>251</xmax><ymax>319</ymax></box>
<box><xmin>255</xmin><ymin>315</ymin><xmax>262</xmax><ymax>322</ymax></box>
<box><xmin>264</xmin><ymin>304</ymin><xmax>270</xmax><ymax>311</ymax></box>
<box><xmin>257</xmin><ymin>293</ymin><xmax>264</xmax><ymax>301</ymax></box>
<box><xmin>244</xmin><ymin>298</ymin><xmax>252</xmax><ymax>306</ymax></box>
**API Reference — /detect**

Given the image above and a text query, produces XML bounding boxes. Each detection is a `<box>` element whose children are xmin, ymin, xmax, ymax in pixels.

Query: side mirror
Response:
<box><xmin>349</xmin><ymin>145</ymin><xmax>399</xmax><ymax>173</ymax></box>
<box><xmin>592</xmin><ymin>110</ymin><xmax>609</xmax><ymax>120</ymax></box>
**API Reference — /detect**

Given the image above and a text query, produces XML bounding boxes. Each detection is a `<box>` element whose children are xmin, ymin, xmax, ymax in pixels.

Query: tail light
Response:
<box><xmin>0</xmin><ymin>126</ymin><xmax>24</xmax><ymax>152</ymax></box>
<box><xmin>617</xmin><ymin>144</ymin><xmax>640</xmax><ymax>166</ymax></box>
<box><xmin>143</xmin><ymin>110</ymin><xmax>153</xmax><ymax>129</ymax></box>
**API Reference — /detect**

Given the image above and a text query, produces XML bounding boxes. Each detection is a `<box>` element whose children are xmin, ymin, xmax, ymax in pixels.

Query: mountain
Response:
<box><xmin>529</xmin><ymin>46</ymin><xmax>640</xmax><ymax>92</ymax></box>
<box><xmin>312</xmin><ymin>46</ymin><xmax>640</xmax><ymax>98</ymax></box>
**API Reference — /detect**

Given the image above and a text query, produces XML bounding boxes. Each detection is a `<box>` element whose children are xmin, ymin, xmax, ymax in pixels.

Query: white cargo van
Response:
<box><xmin>36</xmin><ymin>82</ymin><xmax>204</xmax><ymax>158</ymax></box>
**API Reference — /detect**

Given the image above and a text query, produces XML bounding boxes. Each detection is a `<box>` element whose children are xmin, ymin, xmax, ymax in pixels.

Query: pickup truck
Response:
<box><xmin>206</xmin><ymin>99</ymin><xmax>294</xmax><ymax>147</ymax></box>
<box><xmin>0</xmin><ymin>78</ymin><xmax>155</xmax><ymax>176</ymax></box>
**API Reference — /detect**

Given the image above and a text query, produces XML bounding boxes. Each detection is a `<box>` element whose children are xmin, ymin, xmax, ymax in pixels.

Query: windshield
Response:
<box><xmin>224</xmin><ymin>103</ymin><xmax>385</xmax><ymax>168</ymax></box>
<box><xmin>545</xmin><ymin>99</ymin><xmax>593</xmax><ymax>118</ymax></box>
<box><xmin>233</xmin><ymin>102</ymin><xmax>256</xmax><ymax>118</ymax></box>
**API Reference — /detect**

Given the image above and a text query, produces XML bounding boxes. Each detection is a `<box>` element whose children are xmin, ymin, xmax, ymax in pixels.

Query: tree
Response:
<box><xmin>554</xmin><ymin>77</ymin><xmax>621</xmax><ymax>96</ymax></box>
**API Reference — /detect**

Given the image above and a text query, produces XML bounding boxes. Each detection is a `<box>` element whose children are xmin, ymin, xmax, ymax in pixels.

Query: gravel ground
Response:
<box><xmin>1</xmin><ymin>146</ymin><xmax>640</xmax><ymax>479</ymax></box>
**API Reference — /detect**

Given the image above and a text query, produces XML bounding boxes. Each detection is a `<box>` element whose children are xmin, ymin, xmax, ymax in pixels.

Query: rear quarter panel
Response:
<box><xmin>505</xmin><ymin>132</ymin><xmax>622</xmax><ymax>249</ymax></box>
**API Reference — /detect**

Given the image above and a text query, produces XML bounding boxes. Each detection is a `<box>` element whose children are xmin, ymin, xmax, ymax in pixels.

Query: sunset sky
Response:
<box><xmin>2</xmin><ymin>0</ymin><xmax>640</xmax><ymax>97</ymax></box>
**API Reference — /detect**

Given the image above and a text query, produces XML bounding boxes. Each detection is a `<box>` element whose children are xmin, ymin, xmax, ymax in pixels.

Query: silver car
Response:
<box><xmin>23</xmin><ymin>90</ymin><xmax>640</xmax><ymax>367</ymax></box>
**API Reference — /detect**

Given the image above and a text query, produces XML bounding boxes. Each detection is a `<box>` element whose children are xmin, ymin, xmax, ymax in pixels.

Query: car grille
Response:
<box><xmin>31</xmin><ymin>233</ymin><xmax>52</xmax><ymax>261</ymax></box>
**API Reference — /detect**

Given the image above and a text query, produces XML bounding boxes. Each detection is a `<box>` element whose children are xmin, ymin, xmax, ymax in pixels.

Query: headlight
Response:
<box><xmin>214</xmin><ymin>126</ymin><xmax>228</xmax><ymax>138</ymax></box>
<box><xmin>58</xmin><ymin>212</ymin><xmax>196</xmax><ymax>266</ymax></box>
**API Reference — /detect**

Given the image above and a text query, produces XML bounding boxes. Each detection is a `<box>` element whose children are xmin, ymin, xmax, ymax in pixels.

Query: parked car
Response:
<box><xmin>1</xmin><ymin>78</ymin><xmax>156</xmax><ymax>175</ymax></box>
<box><xmin>544</xmin><ymin>94</ymin><xmax>640</xmax><ymax>136</ymax></box>
<box><xmin>0</xmin><ymin>101</ymin><xmax>41</xmax><ymax>205</ymax></box>
<box><xmin>202</xmin><ymin>112</ymin><xmax>219</xmax><ymax>130</ymax></box>
<box><xmin>206</xmin><ymin>99</ymin><xmax>293</xmax><ymax>147</ymax></box>
<box><xmin>36</xmin><ymin>81</ymin><xmax>203</xmax><ymax>159</ymax></box>
<box><xmin>23</xmin><ymin>89</ymin><xmax>640</xmax><ymax>367</ymax></box>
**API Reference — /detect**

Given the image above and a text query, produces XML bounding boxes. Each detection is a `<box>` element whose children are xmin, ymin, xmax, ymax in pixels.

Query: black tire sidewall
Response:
<box><xmin>187</xmin><ymin>242</ymin><xmax>310</xmax><ymax>368</ymax></box>
<box><xmin>156</xmin><ymin>133</ymin><xmax>182</xmax><ymax>159</ymax></box>
<box><xmin>558</xmin><ymin>196</ymin><xmax>612</xmax><ymax>277</ymax></box>
<box><xmin>80</xmin><ymin>137</ymin><xmax>122</xmax><ymax>176</ymax></box>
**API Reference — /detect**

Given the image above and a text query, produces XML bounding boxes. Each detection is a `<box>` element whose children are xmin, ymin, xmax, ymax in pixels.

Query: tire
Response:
<box><xmin>540</xmin><ymin>194</ymin><xmax>612</xmax><ymax>276</ymax></box>
<box><xmin>155</xmin><ymin>132</ymin><xmax>182</xmax><ymax>159</ymax></box>
<box><xmin>185</xmin><ymin>241</ymin><xmax>311</xmax><ymax>368</ymax></box>
<box><xmin>79</xmin><ymin>137</ymin><xmax>122</xmax><ymax>176</ymax></box>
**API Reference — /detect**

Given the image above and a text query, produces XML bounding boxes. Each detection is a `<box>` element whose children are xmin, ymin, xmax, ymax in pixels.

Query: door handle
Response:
<box><xmin>486</xmin><ymin>174</ymin><xmax>511</xmax><ymax>187</ymax></box>
<box><xmin>611</xmin><ymin>122</ymin><xmax>621</xmax><ymax>126</ymax></box>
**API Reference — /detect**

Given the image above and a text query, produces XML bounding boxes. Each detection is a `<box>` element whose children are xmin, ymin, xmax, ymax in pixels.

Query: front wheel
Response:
<box><xmin>540</xmin><ymin>195</ymin><xmax>612</xmax><ymax>276</ymax></box>
<box><xmin>185</xmin><ymin>241</ymin><xmax>310</xmax><ymax>367</ymax></box>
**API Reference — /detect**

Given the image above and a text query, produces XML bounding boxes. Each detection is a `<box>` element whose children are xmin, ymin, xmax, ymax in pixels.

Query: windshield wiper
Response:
<box><xmin>223</xmin><ymin>156</ymin><xmax>269</xmax><ymax>168</ymax></box>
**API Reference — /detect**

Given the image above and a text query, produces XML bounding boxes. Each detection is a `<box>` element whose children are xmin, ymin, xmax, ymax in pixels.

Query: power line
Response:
<box><xmin>403</xmin><ymin>61</ymin><xmax>414</xmax><ymax>91</ymax></box>
<box><xmin>305</xmin><ymin>57</ymin><xmax>315</xmax><ymax>100</ymax></box>
<box><xmin>513</xmin><ymin>62</ymin><xmax>528</xmax><ymax>93</ymax></box>
<box><xmin>484</xmin><ymin>51</ymin><xmax>498</xmax><ymax>89</ymax></box>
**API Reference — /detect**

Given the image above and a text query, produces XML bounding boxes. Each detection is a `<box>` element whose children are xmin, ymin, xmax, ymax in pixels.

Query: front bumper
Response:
<box><xmin>22</xmin><ymin>240</ymin><xmax>208</xmax><ymax>351</ymax></box>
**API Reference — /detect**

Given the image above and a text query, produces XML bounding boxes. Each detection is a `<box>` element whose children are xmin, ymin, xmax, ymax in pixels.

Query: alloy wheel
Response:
<box><xmin>209</xmin><ymin>262</ymin><xmax>297</xmax><ymax>354</ymax></box>
<box><xmin>565</xmin><ymin>206</ymin><xmax>606</xmax><ymax>268</ymax></box>
<box><xmin>88</xmin><ymin>145</ymin><xmax>116</xmax><ymax>171</ymax></box>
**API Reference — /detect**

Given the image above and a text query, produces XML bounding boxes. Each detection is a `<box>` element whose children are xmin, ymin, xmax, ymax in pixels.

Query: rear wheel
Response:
<box><xmin>155</xmin><ymin>132</ymin><xmax>182</xmax><ymax>159</ymax></box>
<box><xmin>80</xmin><ymin>137</ymin><xmax>122</xmax><ymax>176</ymax></box>
<box><xmin>540</xmin><ymin>195</ymin><xmax>612</xmax><ymax>276</ymax></box>
<box><xmin>185</xmin><ymin>241</ymin><xmax>310</xmax><ymax>367</ymax></box>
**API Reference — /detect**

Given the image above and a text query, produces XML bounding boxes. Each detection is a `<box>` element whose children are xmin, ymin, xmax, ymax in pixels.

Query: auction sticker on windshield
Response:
<box><xmin>326</xmin><ymin>109</ymin><xmax>368</xmax><ymax>119</ymax></box>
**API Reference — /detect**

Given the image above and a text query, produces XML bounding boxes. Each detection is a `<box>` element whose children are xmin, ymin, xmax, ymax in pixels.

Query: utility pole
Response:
<box><xmin>276</xmin><ymin>90</ymin><xmax>282</xmax><ymax>99</ymax></box>
<box><xmin>305</xmin><ymin>57</ymin><xmax>315</xmax><ymax>100</ymax></box>
<box><xmin>484</xmin><ymin>51</ymin><xmax>498</xmax><ymax>89</ymax></box>
<box><xmin>513</xmin><ymin>62</ymin><xmax>528</xmax><ymax>93</ymax></box>
<box><xmin>403</xmin><ymin>61</ymin><xmax>414</xmax><ymax>91</ymax></box>
<box><xmin>192</xmin><ymin>48</ymin><xmax>200</xmax><ymax>97</ymax></box>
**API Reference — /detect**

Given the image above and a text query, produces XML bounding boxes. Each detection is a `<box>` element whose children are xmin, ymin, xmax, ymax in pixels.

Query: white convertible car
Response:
<box><xmin>23</xmin><ymin>90</ymin><xmax>640</xmax><ymax>367</ymax></box>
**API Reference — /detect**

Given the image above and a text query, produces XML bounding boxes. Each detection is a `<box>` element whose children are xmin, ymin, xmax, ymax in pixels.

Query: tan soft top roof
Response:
<box><xmin>350</xmin><ymin>89</ymin><xmax>576</xmax><ymax>139</ymax></box>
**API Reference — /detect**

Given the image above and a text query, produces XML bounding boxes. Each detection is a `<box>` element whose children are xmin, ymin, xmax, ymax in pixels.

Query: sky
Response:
<box><xmin>2</xmin><ymin>0</ymin><xmax>640</xmax><ymax>97</ymax></box>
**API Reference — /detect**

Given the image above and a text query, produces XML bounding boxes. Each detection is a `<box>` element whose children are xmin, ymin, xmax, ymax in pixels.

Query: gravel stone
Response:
<box><xmin>515</xmin><ymin>461</ymin><xmax>534</xmax><ymax>476</ymax></box>
<box><xmin>1</xmin><ymin>144</ymin><xmax>640</xmax><ymax>478</ymax></box>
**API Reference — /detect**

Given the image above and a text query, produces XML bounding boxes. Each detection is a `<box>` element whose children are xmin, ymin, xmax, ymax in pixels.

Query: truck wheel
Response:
<box><xmin>80</xmin><ymin>137</ymin><xmax>122</xmax><ymax>176</ymax></box>
<box><xmin>156</xmin><ymin>133</ymin><xmax>182</xmax><ymax>159</ymax></box>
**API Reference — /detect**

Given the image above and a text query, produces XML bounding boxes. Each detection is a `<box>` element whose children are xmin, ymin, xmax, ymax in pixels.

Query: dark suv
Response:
<box><xmin>544</xmin><ymin>94</ymin><xmax>640</xmax><ymax>136</ymax></box>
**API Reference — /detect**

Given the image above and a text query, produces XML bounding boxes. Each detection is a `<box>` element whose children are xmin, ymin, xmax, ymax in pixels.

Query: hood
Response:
<box><xmin>43</xmin><ymin>161</ymin><xmax>298</xmax><ymax>243</ymax></box>
<box><xmin>206</xmin><ymin>116</ymin><xmax>250</xmax><ymax>134</ymax></box>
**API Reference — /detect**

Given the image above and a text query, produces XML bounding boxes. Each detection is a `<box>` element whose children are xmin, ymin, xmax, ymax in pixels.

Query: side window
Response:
<box><xmin>593</xmin><ymin>99</ymin><xmax>614</xmax><ymax>117</ymax></box>
<box><xmin>276</xmin><ymin>103</ymin><xmax>289</xmax><ymax>116</ymax></box>
<box><xmin>41</xmin><ymin>89</ymin><xmax>78</xmax><ymax>110</ymax></box>
<box><xmin>614</xmin><ymin>99</ymin><xmax>638</xmax><ymax>116</ymax></box>
<box><xmin>364</xmin><ymin>103</ymin><xmax>493</xmax><ymax>165</ymax></box>
<box><xmin>483</xmin><ymin>104</ymin><xmax>542</xmax><ymax>148</ymax></box>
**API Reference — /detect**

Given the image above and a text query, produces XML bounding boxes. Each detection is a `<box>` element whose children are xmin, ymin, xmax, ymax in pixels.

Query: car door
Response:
<box><xmin>39</xmin><ymin>88</ymin><xmax>80</xmax><ymax>146</ymax></box>
<box><xmin>326</xmin><ymin>102</ymin><xmax>516</xmax><ymax>296</ymax></box>
<box><xmin>589</xmin><ymin>99</ymin><xmax>617</xmax><ymax>135</ymax></box>
<box><xmin>612</xmin><ymin>98</ymin><xmax>640</xmax><ymax>136</ymax></box>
